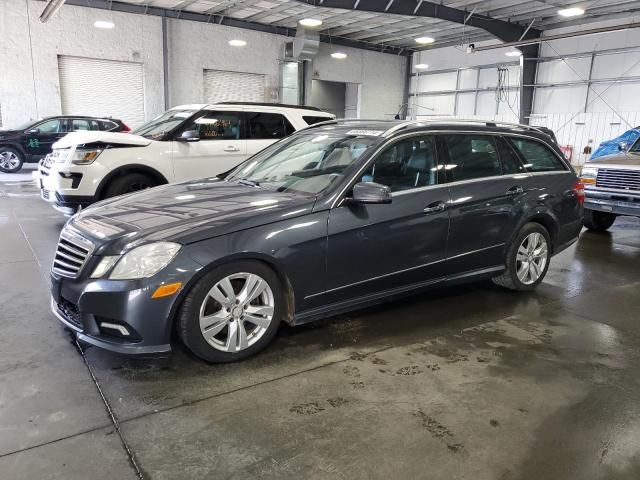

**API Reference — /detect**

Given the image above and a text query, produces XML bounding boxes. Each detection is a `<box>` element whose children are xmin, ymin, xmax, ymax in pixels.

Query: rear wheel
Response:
<box><xmin>103</xmin><ymin>173</ymin><xmax>156</xmax><ymax>199</ymax></box>
<box><xmin>177</xmin><ymin>261</ymin><xmax>283</xmax><ymax>363</ymax></box>
<box><xmin>493</xmin><ymin>223</ymin><xmax>551</xmax><ymax>291</ymax></box>
<box><xmin>583</xmin><ymin>209</ymin><xmax>616</xmax><ymax>232</ymax></box>
<box><xmin>0</xmin><ymin>147</ymin><xmax>24</xmax><ymax>173</ymax></box>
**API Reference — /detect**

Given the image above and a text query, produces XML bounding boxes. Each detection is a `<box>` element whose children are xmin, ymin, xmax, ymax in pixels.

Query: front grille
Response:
<box><xmin>52</xmin><ymin>229</ymin><xmax>94</xmax><ymax>278</ymax></box>
<box><xmin>596</xmin><ymin>168</ymin><xmax>640</xmax><ymax>191</ymax></box>
<box><xmin>41</xmin><ymin>189</ymin><xmax>51</xmax><ymax>201</ymax></box>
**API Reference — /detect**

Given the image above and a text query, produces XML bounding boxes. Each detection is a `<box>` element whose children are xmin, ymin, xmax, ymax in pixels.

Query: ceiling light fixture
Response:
<box><xmin>229</xmin><ymin>39</ymin><xmax>247</xmax><ymax>47</ymax></box>
<box><xmin>558</xmin><ymin>7</ymin><xmax>585</xmax><ymax>17</ymax></box>
<box><xmin>415</xmin><ymin>63</ymin><xmax>429</xmax><ymax>69</ymax></box>
<box><xmin>331</xmin><ymin>52</ymin><xmax>347</xmax><ymax>59</ymax></box>
<box><xmin>415</xmin><ymin>36</ymin><xmax>435</xmax><ymax>45</ymax></box>
<box><xmin>505</xmin><ymin>49</ymin><xmax>522</xmax><ymax>57</ymax></box>
<box><xmin>94</xmin><ymin>20</ymin><xmax>115</xmax><ymax>29</ymax></box>
<box><xmin>299</xmin><ymin>18</ymin><xmax>322</xmax><ymax>27</ymax></box>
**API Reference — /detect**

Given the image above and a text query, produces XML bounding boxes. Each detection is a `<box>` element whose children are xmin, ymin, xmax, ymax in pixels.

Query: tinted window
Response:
<box><xmin>71</xmin><ymin>119</ymin><xmax>91</xmax><ymax>131</ymax></box>
<box><xmin>442</xmin><ymin>134</ymin><xmax>502</xmax><ymax>181</ymax></box>
<box><xmin>183</xmin><ymin>112</ymin><xmax>241</xmax><ymax>140</ymax></box>
<box><xmin>247</xmin><ymin>113</ymin><xmax>291</xmax><ymax>139</ymax></box>
<box><xmin>509</xmin><ymin>138</ymin><xmax>566</xmax><ymax>172</ymax></box>
<box><xmin>99</xmin><ymin>120</ymin><xmax>118</xmax><ymax>131</ymax></box>
<box><xmin>37</xmin><ymin>119</ymin><xmax>62</xmax><ymax>134</ymax></box>
<box><xmin>496</xmin><ymin>137</ymin><xmax>526</xmax><ymax>174</ymax></box>
<box><xmin>362</xmin><ymin>136</ymin><xmax>438</xmax><ymax>192</ymax></box>
<box><xmin>303</xmin><ymin>115</ymin><xmax>332</xmax><ymax>126</ymax></box>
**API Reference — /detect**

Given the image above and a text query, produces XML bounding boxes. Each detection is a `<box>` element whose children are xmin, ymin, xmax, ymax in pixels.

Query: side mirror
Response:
<box><xmin>26</xmin><ymin>128</ymin><xmax>40</xmax><ymax>134</ymax></box>
<box><xmin>350</xmin><ymin>182</ymin><xmax>392</xmax><ymax>204</ymax></box>
<box><xmin>177</xmin><ymin>130</ymin><xmax>200</xmax><ymax>142</ymax></box>
<box><xmin>618</xmin><ymin>141</ymin><xmax>628</xmax><ymax>151</ymax></box>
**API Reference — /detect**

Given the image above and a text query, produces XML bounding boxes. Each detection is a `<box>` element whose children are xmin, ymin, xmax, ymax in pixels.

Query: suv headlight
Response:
<box><xmin>580</xmin><ymin>167</ymin><xmax>597</xmax><ymax>185</ymax></box>
<box><xmin>90</xmin><ymin>242</ymin><xmax>181</xmax><ymax>280</ymax></box>
<box><xmin>71</xmin><ymin>148</ymin><xmax>103</xmax><ymax>165</ymax></box>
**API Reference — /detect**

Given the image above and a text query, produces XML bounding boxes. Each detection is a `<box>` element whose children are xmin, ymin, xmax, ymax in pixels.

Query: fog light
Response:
<box><xmin>152</xmin><ymin>282</ymin><xmax>183</xmax><ymax>299</ymax></box>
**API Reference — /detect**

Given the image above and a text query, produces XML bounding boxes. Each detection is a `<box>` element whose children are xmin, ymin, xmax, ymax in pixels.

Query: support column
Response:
<box><xmin>519</xmin><ymin>44</ymin><xmax>539</xmax><ymax>125</ymax></box>
<box><xmin>162</xmin><ymin>16</ymin><xmax>170</xmax><ymax>110</ymax></box>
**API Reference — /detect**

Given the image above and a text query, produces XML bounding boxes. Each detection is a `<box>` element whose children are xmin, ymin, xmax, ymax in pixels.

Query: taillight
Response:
<box><xmin>573</xmin><ymin>181</ymin><xmax>585</xmax><ymax>205</ymax></box>
<box><xmin>121</xmin><ymin>123</ymin><xmax>131</xmax><ymax>133</ymax></box>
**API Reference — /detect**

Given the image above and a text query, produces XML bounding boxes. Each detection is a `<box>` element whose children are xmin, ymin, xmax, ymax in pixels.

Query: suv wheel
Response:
<box><xmin>0</xmin><ymin>147</ymin><xmax>24</xmax><ymax>173</ymax></box>
<box><xmin>103</xmin><ymin>173</ymin><xmax>156</xmax><ymax>198</ymax></box>
<box><xmin>177</xmin><ymin>261</ymin><xmax>283</xmax><ymax>363</ymax></box>
<box><xmin>493</xmin><ymin>223</ymin><xmax>551</xmax><ymax>291</ymax></box>
<box><xmin>583</xmin><ymin>209</ymin><xmax>616</xmax><ymax>232</ymax></box>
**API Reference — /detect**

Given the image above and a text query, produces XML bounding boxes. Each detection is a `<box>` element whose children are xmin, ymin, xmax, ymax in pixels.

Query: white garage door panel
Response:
<box><xmin>203</xmin><ymin>70</ymin><xmax>265</xmax><ymax>103</ymax></box>
<box><xmin>58</xmin><ymin>56</ymin><xmax>145</xmax><ymax>127</ymax></box>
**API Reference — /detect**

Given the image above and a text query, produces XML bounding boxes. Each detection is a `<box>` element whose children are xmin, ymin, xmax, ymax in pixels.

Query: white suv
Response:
<box><xmin>38</xmin><ymin>103</ymin><xmax>334</xmax><ymax>214</ymax></box>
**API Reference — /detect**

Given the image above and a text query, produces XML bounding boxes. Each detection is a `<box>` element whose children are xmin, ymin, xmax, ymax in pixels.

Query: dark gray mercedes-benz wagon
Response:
<box><xmin>50</xmin><ymin>120</ymin><xmax>584</xmax><ymax>362</ymax></box>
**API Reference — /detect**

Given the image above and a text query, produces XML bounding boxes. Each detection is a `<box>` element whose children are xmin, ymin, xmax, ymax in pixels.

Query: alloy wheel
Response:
<box><xmin>0</xmin><ymin>151</ymin><xmax>20</xmax><ymax>170</ymax></box>
<box><xmin>515</xmin><ymin>232</ymin><xmax>548</xmax><ymax>285</ymax></box>
<box><xmin>198</xmin><ymin>272</ymin><xmax>275</xmax><ymax>352</ymax></box>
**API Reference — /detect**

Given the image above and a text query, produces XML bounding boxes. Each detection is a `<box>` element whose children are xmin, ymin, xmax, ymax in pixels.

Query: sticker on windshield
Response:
<box><xmin>346</xmin><ymin>129</ymin><xmax>384</xmax><ymax>136</ymax></box>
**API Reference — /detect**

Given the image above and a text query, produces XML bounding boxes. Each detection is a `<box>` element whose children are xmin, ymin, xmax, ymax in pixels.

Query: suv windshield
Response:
<box><xmin>132</xmin><ymin>110</ymin><xmax>197</xmax><ymax>140</ymax></box>
<box><xmin>226</xmin><ymin>132</ymin><xmax>379</xmax><ymax>195</ymax></box>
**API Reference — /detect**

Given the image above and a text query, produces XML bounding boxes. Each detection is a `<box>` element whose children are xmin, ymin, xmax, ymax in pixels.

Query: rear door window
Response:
<box><xmin>508</xmin><ymin>138</ymin><xmax>567</xmax><ymax>172</ymax></box>
<box><xmin>246</xmin><ymin>112</ymin><xmax>293</xmax><ymax>139</ymax></box>
<box><xmin>71</xmin><ymin>119</ymin><xmax>91</xmax><ymax>131</ymax></box>
<box><xmin>441</xmin><ymin>134</ymin><xmax>502</xmax><ymax>182</ymax></box>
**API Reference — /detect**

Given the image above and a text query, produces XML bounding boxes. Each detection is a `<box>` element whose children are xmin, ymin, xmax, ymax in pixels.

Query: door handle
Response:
<box><xmin>224</xmin><ymin>146</ymin><xmax>240</xmax><ymax>152</ymax></box>
<box><xmin>506</xmin><ymin>185</ymin><xmax>524</xmax><ymax>195</ymax></box>
<box><xmin>423</xmin><ymin>201</ymin><xmax>446</xmax><ymax>214</ymax></box>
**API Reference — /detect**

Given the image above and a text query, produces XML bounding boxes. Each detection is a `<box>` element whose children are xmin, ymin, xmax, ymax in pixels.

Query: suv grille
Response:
<box><xmin>596</xmin><ymin>168</ymin><xmax>640</xmax><ymax>191</ymax></box>
<box><xmin>52</xmin><ymin>229</ymin><xmax>94</xmax><ymax>278</ymax></box>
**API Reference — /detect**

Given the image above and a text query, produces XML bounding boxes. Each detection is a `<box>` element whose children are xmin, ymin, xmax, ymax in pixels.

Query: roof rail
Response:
<box><xmin>215</xmin><ymin>102</ymin><xmax>323</xmax><ymax>112</ymax></box>
<box><xmin>392</xmin><ymin>118</ymin><xmax>548</xmax><ymax>135</ymax></box>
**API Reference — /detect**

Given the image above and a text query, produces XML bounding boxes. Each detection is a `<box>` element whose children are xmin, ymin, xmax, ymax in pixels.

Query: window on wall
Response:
<box><xmin>508</xmin><ymin>138</ymin><xmax>566</xmax><ymax>172</ymax></box>
<box><xmin>441</xmin><ymin>134</ymin><xmax>502</xmax><ymax>181</ymax></box>
<box><xmin>362</xmin><ymin>136</ymin><xmax>438</xmax><ymax>192</ymax></box>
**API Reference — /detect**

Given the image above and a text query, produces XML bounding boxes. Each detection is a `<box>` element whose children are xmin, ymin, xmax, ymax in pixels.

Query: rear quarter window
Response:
<box><xmin>509</xmin><ymin>137</ymin><xmax>567</xmax><ymax>172</ymax></box>
<box><xmin>303</xmin><ymin>116</ymin><xmax>333</xmax><ymax>126</ymax></box>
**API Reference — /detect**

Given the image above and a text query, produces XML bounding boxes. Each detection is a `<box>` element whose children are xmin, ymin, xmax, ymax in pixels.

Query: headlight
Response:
<box><xmin>90</xmin><ymin>256</ymin><xmax>119</xmax><ymax>278</ymax></box>
<box><xmin>71</xmin><ymin>148</ymin><xmax>102</xmax><ymax>165</ymax></box>
<box><xmin>580</xmin><ymin>167</ymin><xmax>597</xmax><ymax>185</ymax></box>
<box><xmin>109</xmin><ymin>242</ymin><xmax>181</xmax><ymax>280</ymax></box>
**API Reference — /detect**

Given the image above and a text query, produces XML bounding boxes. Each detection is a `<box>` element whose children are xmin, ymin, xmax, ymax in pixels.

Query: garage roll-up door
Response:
<box><xmin>58</xmin><ymin>56</ymin><xmax>145</xmax><ymax>127</ymax></box>
<box><xmin>203</xmin><ymin>70</ymin><xmax>265</xmax><ymax>104</ymax></box>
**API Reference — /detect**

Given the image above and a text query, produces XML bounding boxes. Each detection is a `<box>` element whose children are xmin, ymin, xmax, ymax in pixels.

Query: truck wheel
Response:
<box><xmin>103</xmin><ymin>173</ymin><xmax>156</xmax><ymax>199</ymax></box>
<box><xmin>0</xmin><ymin>147</ymin><xmax>24</xmax><ymax>173</ymax></box>
<box><xmin>583</xmin><ymin>209</ymin><xmax>616</xmax><ymax>232</ymax></box>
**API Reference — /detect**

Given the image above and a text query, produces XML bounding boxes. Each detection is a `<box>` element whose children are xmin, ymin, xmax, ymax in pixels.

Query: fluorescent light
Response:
<box><xmin>505</xmin><ymin>50</ymin><xmax>522</xmax><ymax>57</ymax></box>
<box><xmin>415</xmin><ymin>63</ymin><xmax>429</xmax><ymax>69</ymax></box>
<box><xmin>331</xmin><ymin>52</ymin><xmax>347</xmax><ymax>59</ymax></box>
<box><xmin>415</xmin><ymin>36</ymin><xmax>435</xmax><ymax>45</ymax></box>
<box><xmin>94</xmin><ymin>20</ymin><xmax>114</xmax><ymax>29</ymax></box>
<box><xmin>558</xmin><ymin>7</ymin><xmax>585</xmax><ymax>17</ymax></box>
<box><xmin>299</xmin><ymin>18</ymin><xmax>322</xmax><ymax>27</ymax></box>
<box><xmin>229</xmin><ymin>39</ymin><xmax>247</xmax><ymax>47</ymax></box>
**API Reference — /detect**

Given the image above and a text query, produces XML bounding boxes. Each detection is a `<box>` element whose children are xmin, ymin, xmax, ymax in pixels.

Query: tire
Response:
<box><xmin>103</xmin><ymin>173</ymin><xmax>156</xmax><ymax>199</ymax></box>
<box><xmin>583</xmin><ymin>209</ymin><xmax>616</xmax><ymax>232</ymax></box>
<box><xmin>177</xmin><ymin>260</ymin><xmax>283</xmax><ymax>363</ymax></box>
<box><xmin>0</xmin><ymin>147</ymin><xmax>24</xmax><ymax>173</ymax></box>
<box><xmin>492</xmin><ymin>222</ymin><xmax>552</xmax><ymax>291</ymax></box>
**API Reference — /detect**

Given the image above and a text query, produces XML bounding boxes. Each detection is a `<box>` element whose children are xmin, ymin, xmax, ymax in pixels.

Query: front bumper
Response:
<box><xmin>39</xmin><ymin>155</ymin><xmax>100</xmax><ymax>214</ymax></box>
<box><xmin>50</xmin><ymin>252</ymin><xmax>202</xmax><ymax>356</ymax></box>
<box><xmin>584</xmin><ymin>189</ymin><xmax>640</xmax><ymax>217</ymax></box>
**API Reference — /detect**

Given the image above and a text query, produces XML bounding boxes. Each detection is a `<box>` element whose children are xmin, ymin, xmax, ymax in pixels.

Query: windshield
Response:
<box><xmin>132</xmin><ymin>110</ymin><xmax>196</xmax><ymax>140</ymax></box>
<box><xmin>226</xmin><ymin>132</ymin><xmax>379</xmax><ymax>195</ymax></box>
<box><xmin>630</xmin><ymin>137</ymin><xmax>640</xmax><ymax>153</ymax></box>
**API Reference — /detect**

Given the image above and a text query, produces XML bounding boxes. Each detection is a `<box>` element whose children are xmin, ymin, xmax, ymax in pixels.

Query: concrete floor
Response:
<box><xmin>1</xmin><ymin>164</ymin><xmax>640</xmax><ymax>480</ymax></box>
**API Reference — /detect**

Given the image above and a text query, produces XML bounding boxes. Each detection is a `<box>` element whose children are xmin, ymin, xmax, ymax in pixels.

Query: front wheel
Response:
<box><xmin>0</xmin><ymin>147</ymin><xmax>24</xmax><ymax>173</ymax></box>
<box><xmin>493</xmin><ymin>223</ymin><xmax>551</xmax><ymax>291</ymax></box>
<box><xmin>103</xmin><ymin>173</ymin><xmax>156</xmax><ymax>199</ymax></box>
<box><xmin>177</xmin><ymin>261</ymin><xmax>283</xmax><ymax>363</ymax></box>
<box><xmin>583</xmin><ymin>209</ymin><xmax>616</xmax><ymax>232</ymax></box>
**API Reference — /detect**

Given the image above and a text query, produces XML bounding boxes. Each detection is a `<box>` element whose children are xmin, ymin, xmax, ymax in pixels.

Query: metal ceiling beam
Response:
<box><xmin>293</xmin><ymin>0</ymin><xmax>541</xmax><ymax>43</ymax></box>
<box><xmin>62</xmin><ymin>0</ymin><xmax>410</xmax><ymax>55</ymax></box>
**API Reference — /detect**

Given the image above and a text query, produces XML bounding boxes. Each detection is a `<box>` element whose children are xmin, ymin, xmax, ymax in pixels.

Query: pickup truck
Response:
<box><xmin>580</xmin><ymin>137</ymin><xmax>640</xmax><ymax>231</ymax></box>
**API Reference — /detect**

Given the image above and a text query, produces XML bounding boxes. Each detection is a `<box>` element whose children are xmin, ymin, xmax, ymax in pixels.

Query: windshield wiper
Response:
<box><xmin>238</xmin><ymin>178</ymin><xmax>261</xmax><ymax>187</ymax></box>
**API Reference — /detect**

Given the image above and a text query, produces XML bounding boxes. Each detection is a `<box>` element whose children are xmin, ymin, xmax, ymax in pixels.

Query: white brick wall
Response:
<box><xmin>0</xmin><ymin>0</ymin><xmax>406</xmax><ymax>127</ymax></box>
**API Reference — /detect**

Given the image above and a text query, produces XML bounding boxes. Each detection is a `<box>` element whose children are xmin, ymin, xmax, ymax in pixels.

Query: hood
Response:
<box><xmin>53</xmin><ymin>131</ymin><xmax>151</xmax><ymax>149</ymax></box>
<box><xmin>587</xmin><ymin>151</ymin><xmax>640</xmax><ymax>170</ymax></box>
<box><xmin>69</xmin><ymin>179</ymin><xmax>316</xmax><ymax>254</ymax></box>
<box><xmin>0</xmin><ymin>129</ymin><xmax>20</xmax><ymax>138</ymax></box>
